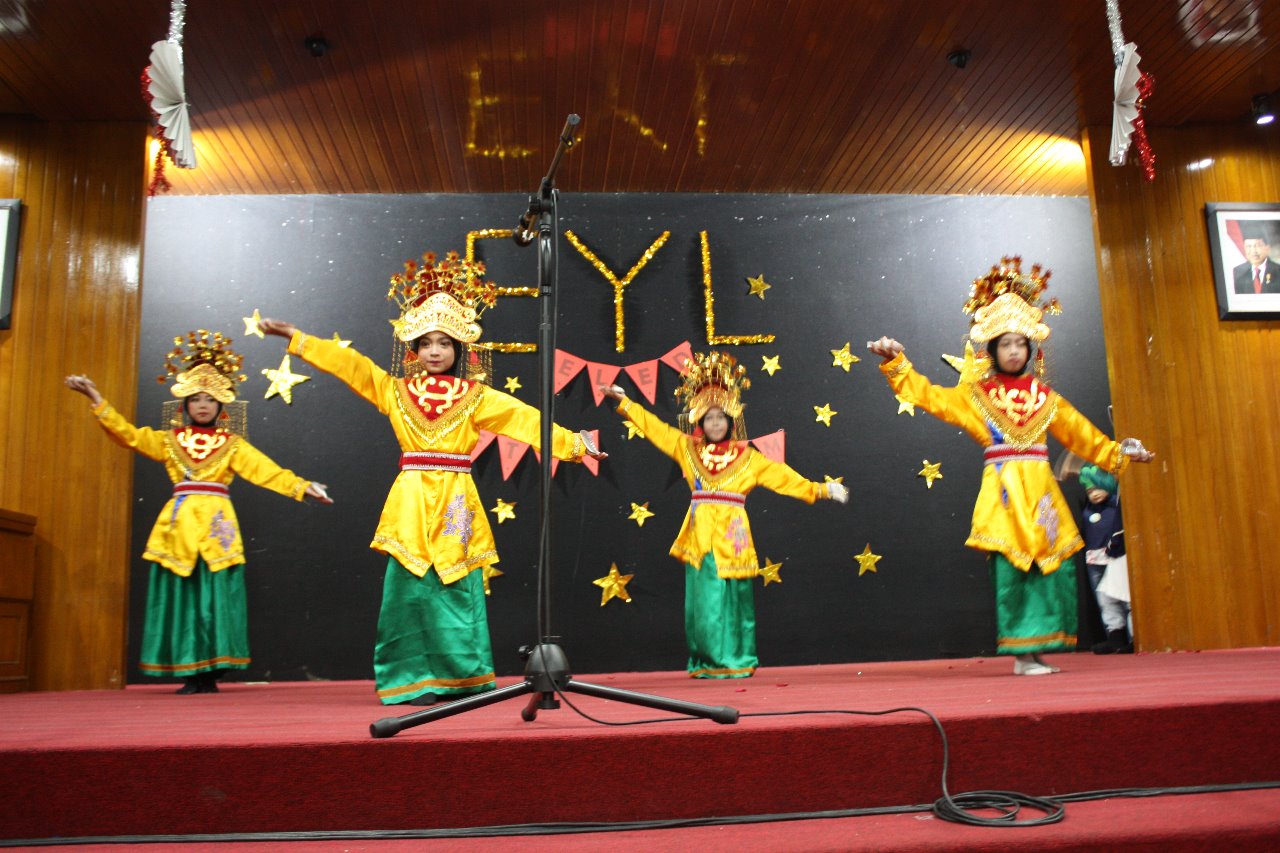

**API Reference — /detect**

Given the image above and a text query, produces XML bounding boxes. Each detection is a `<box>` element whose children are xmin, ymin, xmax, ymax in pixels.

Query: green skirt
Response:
<box><xmin>373</xmin><ymin>558</ymin><xmax>497</xmax><ymax>704</ymax></box>
<box><xmin>685</xmin><ymin>554</ymin><xmax>757</xmax><ymax>678</ymax></box>
<box><xmin>138</xmin><ymin>560</ymin><xmax>251</xmax><ymax>678</ymax></box>
<box><xmin>989</xmin><ymin>553</ymin><xmax>1078</xmax><ymax>655</ymax></box>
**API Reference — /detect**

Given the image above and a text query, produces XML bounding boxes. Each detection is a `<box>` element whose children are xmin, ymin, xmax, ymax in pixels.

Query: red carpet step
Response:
<box><xmin>2</xmin><ymin>649</ymin><xmax>1277</xmax><ymax>843</ymax></box>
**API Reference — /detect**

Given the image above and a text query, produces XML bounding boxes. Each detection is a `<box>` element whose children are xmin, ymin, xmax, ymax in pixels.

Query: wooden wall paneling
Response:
<box><xmin>0</xmin><ymin>117</ymin><xmax>146</xmax><ymax>690</ymax></box>
<box><xmin>1084</xmin><ymin>123</ymin><xmax>1280</xmax><ymax>651</ymax></box>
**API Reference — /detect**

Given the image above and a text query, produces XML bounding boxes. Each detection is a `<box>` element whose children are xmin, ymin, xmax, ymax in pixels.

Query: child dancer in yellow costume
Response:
<box><xmin>601</xmin><ymin>352</ymin><xmax>849</xmax><ymax>679</ymax></box>
<box><xmin>65</xmin><ymin>331</ymin><xmax>332</xmax><ymax>693</ymax></box>
<box><xmin>868</xmin><ymin>257</ymin><xmax>1154</xmax><ymax>675</ymax></box>
<box><xmin>261</xmin><ymin>251</ymin><xmax>603</xmax><ymax>705</ymax></box>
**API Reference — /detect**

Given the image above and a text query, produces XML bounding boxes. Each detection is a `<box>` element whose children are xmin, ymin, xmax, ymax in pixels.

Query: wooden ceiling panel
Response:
<box><xmin>1</xmin><ymin>0</ymin><xmax>1278</xmax><ymax>197</ymax></box>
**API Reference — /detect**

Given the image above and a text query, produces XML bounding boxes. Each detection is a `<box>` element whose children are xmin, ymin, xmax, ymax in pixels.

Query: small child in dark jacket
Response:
<box><xmin>1080</xmin><ymin>465</ymin><xmax>1132</xmax><ymax>653</ymax></box>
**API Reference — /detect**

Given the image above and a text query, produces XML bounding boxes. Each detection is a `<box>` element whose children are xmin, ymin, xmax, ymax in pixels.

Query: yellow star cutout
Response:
<box><xmin>243</xmin><ymin>308</ymin><xmax>265</xmax><ymax>339</ymax></box>
<box><xmin>895</xmin><ymin>395</ymin><xmax>916</xmax><ymax>416</ymax></box>
<box><xmin>481</xmin><ymin>564</ymin><xmax>504</xmax><ymax>596</ymax></box>
<box><xmin>761</xmin><ymin>354</ymin><xmax>781</xmax><ymax>376</ymax></box>
<box><xmin>854</xmin><ymin>544</ymin><xmax>882</xmax><ymax>576</ymax></box>
<box><xmin>746</xmin><ymin>274</ymin><xmax>771</xmax><ymax>299</ymax></box>
<box><xmin>759</xmin><ymin>558</ymin><xmax>783</xmax><ymax>586</ymax></box>
<box><xmin>330</xmin><ymin>333</ymin><xmax>352</xmax><ymax>348</ymax></box>
<box><xmin>628</xmin><ymin>502</ymin><xmax>656</xmax><ymax>526</ymax></box>
<box><xmin>504</xmin><ymin>376</ymin><xmax>522</xmax><ymax>393</ymax></box>
<box><xmin>942</xmin><ymin>341</ymin><xmax>990</xmax><ymax>386</ymax></box>
<box><xmin>814</xmin><ymin>403</ymin><xmax>837</xmax><ymax>426</ymax></box>
<box><xmin>625</xmin><ymin>421</ymin><xmax>646</xmax><ymax>440</ymax></box>
<box><xmin>261</xmin><ymin>354</ymin><xmax>310</xmax><ymax>404</ymax></box>
<box><xmin>824</xmin><ymin>475</ymin><xmax>844</xmax><ymax>485</ymax></box>
<box><xmin>593</xmin><ymin>563</ymin><xmax>635</xmax><ymax>605</ymax></box>
<box><xmin>918</xmin><ymin>459</ymin><xmax>943</xmax><ymax>488</ymax></box>
<box><xmin>490</xmin><ymin>498</ymin><xmax>516</xmax><ymax>523</ymax></box>
<box><xmin>831</xmin><ymin>342</ymin><xmax>860</xmax><ymax>372</ymax></box>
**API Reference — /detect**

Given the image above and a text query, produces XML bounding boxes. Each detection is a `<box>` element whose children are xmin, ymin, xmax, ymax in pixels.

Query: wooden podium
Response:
<box><xmin>0</xmin><ymin>508</ymin><xmax>36</xmax><ymax>693</ymax></box>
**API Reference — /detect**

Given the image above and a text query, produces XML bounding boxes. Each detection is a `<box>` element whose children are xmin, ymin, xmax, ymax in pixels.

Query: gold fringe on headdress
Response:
<box><xmin>675</xmin><ymin>351</ymin><xmax>750</xmax><ymax>439</ymax></box>
<box><xmin>963</xmin><ymin>256</ymin><xmax>1061</xmax><ymax>344</ymax></box>
<box><xmin>158</xmin><ymin>330</ymin><xmax>245</xmax><ymax>404</ymax></box>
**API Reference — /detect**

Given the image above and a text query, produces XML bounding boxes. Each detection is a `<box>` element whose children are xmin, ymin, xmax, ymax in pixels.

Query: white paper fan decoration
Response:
<box><xmin>1109</xmin><ymin>42</ymin><xmax>1143</xmax><ymax>167</ymax></box>
<box><xmin>146</xmin><ymin>40</ymin><xmax>196</xmax><ymax>170</ymax></box>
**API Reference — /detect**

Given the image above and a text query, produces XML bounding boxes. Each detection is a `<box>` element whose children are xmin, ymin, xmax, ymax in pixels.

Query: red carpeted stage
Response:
<box><xmin>3</xmin><ymin>649</ymin><xmax>1279</xmax><ymax>850</ymax></box>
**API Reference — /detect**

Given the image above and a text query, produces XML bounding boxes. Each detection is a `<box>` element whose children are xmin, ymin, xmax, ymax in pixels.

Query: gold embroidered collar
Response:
<box><xmin>167</xmin><ymin>426</ymin><xmax>235</xmax><ymax>470</ymax></box>
<box><xmin>395</xmin><ymin>375</ymin><xmax>484</xmax><ymax>445</ymax></box>
<box><xmin>970</xmin><ymin>375</ymin><xmax>1058</xmax><ymax>447</ymax></box>
<box><xmin>686</xmin><ymin>438</ymin><xmax>750</xmax><ymax>486</ymax></box>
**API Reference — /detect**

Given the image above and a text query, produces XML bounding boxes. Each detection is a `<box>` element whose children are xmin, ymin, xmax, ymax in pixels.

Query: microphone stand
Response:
<box><xmin>370</xmin><ymin>115</ymin><xmax>738</xmax><ymax>737</ymax></box>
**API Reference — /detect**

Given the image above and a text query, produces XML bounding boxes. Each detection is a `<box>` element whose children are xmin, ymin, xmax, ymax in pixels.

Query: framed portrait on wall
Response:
<box><xmin>1205</xmin><ymin>202</ymin><xmax>1280</xmax><ymax>320</ymax></box>
<box><xmin>0</xmin><ymin>199</ymin><xmax>19</xmax><ymax>329</ymax></box>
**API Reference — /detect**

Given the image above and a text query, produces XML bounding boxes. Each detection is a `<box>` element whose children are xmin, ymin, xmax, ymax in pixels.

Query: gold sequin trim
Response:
<box><xmin>682</xmin><ymin>439</ymin><xmax>751</xmax><ymax>489</ymax></box>
<box><xmin>393</xmin><ymin>378</ymin><xmax>485</xmax><ymax>447</ymax></box>
<box><xmin>967</xmin><ymin>532</ymin><xmax>1082</xmax><ymax>572</ymax></box>
<box><xmin>689</xmin><ymin>666</ymin><xmax>756</xmax><ymax>678</ymax></box>
<box><xmin>996</xmin><ymin>632</ymin><xmax>1077</xmax><ymax>650</ymax></box>
<box><xmin>372</xmin><ymin>535</ymin><xmax>497</xmax><ymax>583</ymax></box>
<box><xmin>144</xmin><ymin>546</ymin><xmax>243</xmax><ymax>576</ymax></box>
<box><xmin>139</xmin><ymin>655</ymin><xmax>251</xmax><ymax>673</ymax></box>
<box><xmin>377</xmin><ymin>672</ymin><xmax>496</xmax><ymax>699</ymax></box>
<box><xmin>164</xmin><ymin>432</ymin><xmax>239</xmax><ymax>480</ymax></box>
<box><xmin>674</xmin><ymin>546</ymin><xmax>758</xmax><ymax>578</ymax></box>
<box><xmin>884</xmin><ymin>356</ymin><xmax>914</xmax><ymax>379</ymax></box>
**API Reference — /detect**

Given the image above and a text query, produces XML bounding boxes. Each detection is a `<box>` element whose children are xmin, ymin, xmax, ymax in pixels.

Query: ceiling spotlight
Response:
<box><xmin>1253</xmin><ymin>93</ymin><xmax>1275</xmax><ymax>125</ymax></box>
<box><xmin>947</xmin><ymin>49</ymin><xmax>971</xmax><ymax>69</ymax></box>
<box><xmin>304</xmin><ymin>36</ymin><xmax>330</xmax><ymax>58</ymax></box>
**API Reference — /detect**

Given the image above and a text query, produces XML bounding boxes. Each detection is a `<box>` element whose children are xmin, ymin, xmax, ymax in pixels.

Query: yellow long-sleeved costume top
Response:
<box><xmin>618</xmin><ymin>398</ymin><xmax>826</xmax><ymax>579</ymax></box>
<box><xmin>288</xmin><ymin>331</ymin><xmax>585</xmax><ymax>583</ymax></box>
<box><xmin>880</xmin><ymin>351</ymin><xmax>1129</xmax><ymax>573</ymax></box>
<box><xmin>92</xmin><ymin>400</ymin><xmax>310</xmax><ymax>576</ymax></box>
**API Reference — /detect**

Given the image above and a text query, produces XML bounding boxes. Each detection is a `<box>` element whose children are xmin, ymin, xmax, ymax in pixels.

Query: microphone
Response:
<box><xmin>513</xmin><ymin>114</ymin><xmax>581</xmax><ymax>247</ymax></box>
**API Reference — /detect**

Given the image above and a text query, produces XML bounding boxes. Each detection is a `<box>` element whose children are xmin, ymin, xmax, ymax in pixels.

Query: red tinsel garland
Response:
<box><xmin>1130</xmin><ymin>71</ymin><xmax>1156</xmax><ymax>182</ymax></box>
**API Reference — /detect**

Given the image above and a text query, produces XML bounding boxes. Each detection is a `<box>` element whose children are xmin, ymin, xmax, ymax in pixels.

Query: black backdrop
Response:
<box><xmin>132</xmin><ymin>193</ymin><xmax>1106</xmax><ymax>682</ymax></box>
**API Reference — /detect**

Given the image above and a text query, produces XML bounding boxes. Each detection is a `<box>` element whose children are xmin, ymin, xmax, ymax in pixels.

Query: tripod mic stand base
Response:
<box><xmin>370</xmin><ymin>642</ymin><xmax>739</xmax><ymax>738</ymax></box>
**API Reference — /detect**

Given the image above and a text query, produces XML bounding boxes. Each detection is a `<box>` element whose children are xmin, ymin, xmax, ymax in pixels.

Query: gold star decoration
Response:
<box><xmin>830</xmin><ymin>342</ymin><xmax>860</xmax><ymax>372</ymax></box>
<box><xmin>759</xmin><ymin>558</ymin><xmax>783</xmax><ymax>586</ymax></box>
<box><xmin>814</xmin><ymin>403</ymin><xmax>837</xmax><ymax>426</ymax></box>
<box><xmin>490</xmin><ymin>498</ymin><xmax>516</xmax><ymax>523</ymax></box>
<box><xmin>918</xmin><ymin>459</ymin><xmax>943</xmax><ymax>488</ymax></box>
<box><xmin>942</xmin><ymin>341</ymin><xmax>990</xmax><ymax>386</ymax></box>
<box><xmin>628</xmin><ymin>502</ymin><xmax>656</xmax><ymax>526</ymax></box>
<box><xmin>330</xmin><ymin>333</ymin><xmax>352</xmax><ymax>348</ymax></box>
<box><xmin>746</xmin><ymin>274</ymin><xmax>771</xmax><ymax>299</ymax></box>
<box><xmin>895</xmin><ymin>394</ymin><xmax>916</xmax><ymax>416</ymax></box>
<box><xmin>625</xmin><ymin>421</ymin><xmax>646</xmax><ymax>440</ymax></box>
<box><xmin>504</xmin><ymin>376</ymin><xmax>522</xmax><ymax>393</ymax></box>
<box><xmin>824</xmin><ymin>475</ymin><xmax>844</xmax><ymax>485</ymax></box>
<box><xmin>243</xmin><ymin>308</ymin><xmax>265</xmax><ymax>339</ymax></box>
<box><xmin>593</xmin><ymin>563</ymin><xmax>635</xmax><ymax>605</ymax></box>
<box><xmin>761</xmin><ymin>354</ymin><xmax>781</xmax><ymax>376</ymax></box>
<box><xmin>481</xmin><ymin>564</ymin><xmax>504</xmax><ymax>596</ymax></box>
<box><xmin>854</xmin><ymin>544</ymin><xmax>882</xmax><ymax>576</ymax></box>
<box><xmin>261</xmin><ymin>354</ymin><xmax>310</xmax><ymax>404</ymax></box>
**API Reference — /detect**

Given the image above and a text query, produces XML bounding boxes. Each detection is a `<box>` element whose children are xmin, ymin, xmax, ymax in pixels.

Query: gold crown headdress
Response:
<box><xmin>963</xmin><ymin>256</ymin><xmax>1062</xmax><ymax>344</ymax></box>
<box><xmin>387</xmin><ymin>250</ymin><xmax>497</xmax><ymax>345</ymax></box>
<box><xmin>675</xmin><ymin>351</ymin><xmax>750</xmax><ymax>439</ymax></box>
<box><xmin>157</xmin><ymin>330</ymin><xmax>245</xmax><ymax>403</ymax></box>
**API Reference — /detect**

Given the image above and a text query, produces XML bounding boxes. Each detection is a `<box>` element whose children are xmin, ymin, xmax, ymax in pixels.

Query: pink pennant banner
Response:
<box><xmin>470</xmin><ymin>430</ymin><xmax>497</xmax><ymax>462</ymax></box>
<box><xmin>623</xmin><ymin>359</ymin><xmax>660</xmax><ymax>404</ymax></box>
<box><xmin>497</xmin><ymin>435</ymin><xmax>530</xmax><ymax>480</ymax></box>
<box><xmin>554</xmin><ymin>350</ymin><xmax>587</xmax><ymax>394</ymax></box>
<box><xmin>660</xmin><ymin>340</ymin><xmax>694</xmax><ymax>374</ymax></box>
<box><xmin>750</xmin><ymin>429</ymin><xmax>786</xmax><ymax>463</ymax></box>
<box><xmin>587</xmin><ymin>362</ymin><xmax>623</xmax><ymax>406</ymax></box>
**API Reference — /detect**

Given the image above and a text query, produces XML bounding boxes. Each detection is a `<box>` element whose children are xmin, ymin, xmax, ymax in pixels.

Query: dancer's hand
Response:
<box><xmin>827</xmin><ymin>481</ymin><xmax>849</xmax><ymax>503</ymax></box>
<box><xmin>598</xmin><ymin>384</ymin><xmax>626</xmax><ymax>402</ymax></box>
<box><xmin>305</xmin><ymin>482</ymin><xmax>334</xmax><ymax>504</ymax></box>
<box><xmin>580</xmin><ymin>429</ymin><xmax>608</xmax><ymax>460</ymax></box>
<box><xmin>259</xmin><ymin>318</ymin><xmax>299</xmax><ymax>339</ymax></box>
<box><xmin>866</xmin><ymin>337</ymin><xmax>904</xmax><ymax>360</ymax></box>
<box><xmin>65</xmin><ymin>374</ymin><xmax>103</xmax><ymax>406</ymax></box>
<box><xmin>1120</xmin><ymin>438</ymin><xmax>1156</xmax><ymax>464</ymax></box>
